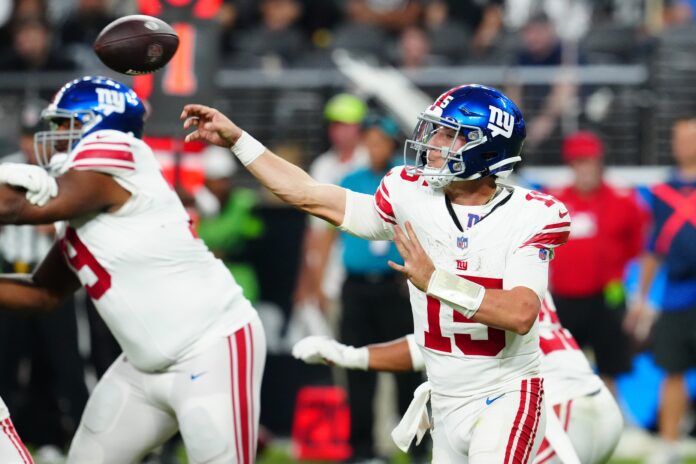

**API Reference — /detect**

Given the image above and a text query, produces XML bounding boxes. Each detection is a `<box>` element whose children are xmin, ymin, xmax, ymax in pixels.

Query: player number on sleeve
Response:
<box><xmin>525</xmin><ymin>191</ymin><xmax>557</xmax><ymax>207</ymax></box>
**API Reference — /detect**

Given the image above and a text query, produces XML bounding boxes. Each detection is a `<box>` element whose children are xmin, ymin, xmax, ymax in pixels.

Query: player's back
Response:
<box><xmin>375</xmin><ymin>166</ymin><xmax>569</xmax><ymax>396</ymax></box>
<box><xmin>58</xmin><ymin>130</ymin><xmax>256</xmax><ymax>371</ymax></box>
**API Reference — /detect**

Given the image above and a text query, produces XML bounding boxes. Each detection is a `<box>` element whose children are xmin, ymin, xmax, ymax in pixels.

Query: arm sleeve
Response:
<box><xmin>338</xmin><ymin>190</ymin><xmax>394</xmax><ymax>241</ymax></box>
<box><xmin>503</xmin><ymin>246</ymin><xmax>550</xmax><ymax>300</ymax></box>
<box><xmin>506</xmin><ymin>198</ymin><xmax>571</xmax><ymax>299</ymax></box>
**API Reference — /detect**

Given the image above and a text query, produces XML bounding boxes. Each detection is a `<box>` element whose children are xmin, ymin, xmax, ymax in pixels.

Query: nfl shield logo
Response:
<box><xmin>538</xmin><ymin>248</ymin><xmax>550</xmax><ymax>261</ymax></box>
<box><xmin>457</xmin><ymin>236</ymin><xmax>468</xmax><ymax>249</ymax></box>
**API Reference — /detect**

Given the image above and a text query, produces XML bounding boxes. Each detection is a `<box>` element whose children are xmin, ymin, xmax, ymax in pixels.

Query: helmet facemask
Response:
<box><xmin>34</xmin><ymin>107</ymin><xmax>99</xmax><ymax>172</ymax></box>
<box><xmin>404</xmin><ymin>113</ymin><xmax>488</xmax><ymax>188</ymax></box>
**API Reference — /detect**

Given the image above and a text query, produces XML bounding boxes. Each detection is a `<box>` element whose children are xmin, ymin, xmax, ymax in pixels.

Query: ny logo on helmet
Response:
<box><xmin>487</xmin><ymin>105</ymin><xmax>514</xmax><ymax>139</ymax></box>
<box><xmin>95</xmin><ymin>88</ymin><xmax>126</xmax><ymax>116</ymax></box>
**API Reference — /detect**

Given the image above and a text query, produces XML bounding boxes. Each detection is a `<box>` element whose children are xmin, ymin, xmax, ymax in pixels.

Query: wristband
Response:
<box><xmin>343</xmin><ymin>345</ymin><xmax>369</xmax><ymax>371</ymax></box>
<box><xmin>426</xmin><ymin>269</ymin><xmax>485</xmax><ymax>319</ymax></box>
<box><xmin>230</xmin><ymin>131</ymin><xmax>266</xmax><ymax>166</ymax></box>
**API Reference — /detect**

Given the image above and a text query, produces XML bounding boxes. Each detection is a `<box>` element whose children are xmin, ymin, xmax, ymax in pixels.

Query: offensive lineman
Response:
<box><xmin>293</xmin><ymin>293</ymin><xmax>624</xmax><ymax>464</ymax></box>
<box><xmin>0</xmin><ymin>76</ymin><xmax>265</xmax><ymax>464</ymax></box>
<box><xmin>182</xmin><ymin>84</ymin><xmax>569</xmax><ymax>462</ymax></box>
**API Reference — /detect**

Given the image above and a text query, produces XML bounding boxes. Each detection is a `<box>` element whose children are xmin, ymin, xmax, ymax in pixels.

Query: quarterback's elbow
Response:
<box><xmin>512</xmin><ymin>300</ymin><xmax>539</xmax><ymax>335</ymax></box>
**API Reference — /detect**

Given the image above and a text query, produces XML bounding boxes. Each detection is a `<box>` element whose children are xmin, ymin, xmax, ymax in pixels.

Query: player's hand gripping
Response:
<box><xmin>181</xmin><ymin>105</ymin><xmax>243</xmax><ymax>148</ymax></box>
<box><xmin>388</xmin><ymin>222</ymin><xmax>435</xmax><ymax>292</ymax></box>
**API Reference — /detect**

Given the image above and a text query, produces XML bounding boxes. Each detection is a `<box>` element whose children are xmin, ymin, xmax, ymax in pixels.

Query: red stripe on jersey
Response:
<box><xmin>543</xmin><ymin>221</ymin><xmax>570</xmax><ymax>230</ymax></box>
<box><xmin>71</xmin><ymin>163</ymin><xmax>135</xmax><ymax>171</ymax></box>
<box><xmin>374</xmin><ymin>184</ymin><xmax>395</xmax><ymax>219</ymax></box>
<box><xmin>520</xmin><ymin>231</ymin><xmax>570</xmax><ymax>248</ymax></box>
<box><xmin>74</xmin><ymin>149</ymin><xmax>134</xmax><ymax>163</ymax></box>
<box><xmin>504</xmin><ymin>380</ymin><xmax>529</xmax><ymax>464</ymax></box>
<box><xmin>81</xmin><ymin>141</ymin><xmax>131</xmax><ymax>148</ymax></box>
<box><xmin>374</xmin><ymin>205</ymin><xmax>397</xmax><ymax>225</ymax></box>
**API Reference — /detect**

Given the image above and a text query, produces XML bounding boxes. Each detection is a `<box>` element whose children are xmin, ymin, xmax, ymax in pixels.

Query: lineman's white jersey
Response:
<box><xmin>55</xmin><ymin>129</ymin><xmax>257</xmax><ymax>372</ymax></box>
<box><xmin>369</xmin><ymin>166</ymin><xmax>570</xmax><ymax>397</ymax></box>
<box><xmin>538</xmin><ymin>294</ymin><xmax>604</xmax><ymax>405</ymax></box>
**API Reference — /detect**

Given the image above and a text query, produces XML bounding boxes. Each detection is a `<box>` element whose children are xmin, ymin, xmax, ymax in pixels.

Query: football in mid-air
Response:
<box><xmin>93</xmin><ymin>15</ymin><xmax>179</xmax><ymax>75</ymax></box>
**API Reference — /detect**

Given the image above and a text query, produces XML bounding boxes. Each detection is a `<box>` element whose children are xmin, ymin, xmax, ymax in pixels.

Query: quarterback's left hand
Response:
<box><xmin>388</xmin><ymin>222</ymin><xmax>435</xmax><ymax>292</ymax></box>
<box><xmin>0</xmin><ymin>163</ymin><xmax>58</xmax><ymax>206</ymax></box>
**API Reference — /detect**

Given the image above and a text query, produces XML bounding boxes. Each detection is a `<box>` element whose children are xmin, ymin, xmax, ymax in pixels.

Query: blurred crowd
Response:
<box><xmin>1</xmin><ymin>0</ymin><xmax>696</xmax><ymax>73</ymax></box>
<box><xmin>0</xmin><ymin>0</ymin><xmax>696</xmax><ymax>463</ymax></box>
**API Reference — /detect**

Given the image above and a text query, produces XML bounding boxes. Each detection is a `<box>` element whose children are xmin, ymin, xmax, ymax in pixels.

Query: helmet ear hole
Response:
<box><xmin>481</xmin><ymin>152</ymin><xmax>497</xmax><ymax>161</ymax></box>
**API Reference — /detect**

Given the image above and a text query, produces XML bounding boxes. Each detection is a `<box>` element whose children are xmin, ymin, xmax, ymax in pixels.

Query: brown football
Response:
<box><xmin>93</xmin><ymin>15</ymin><xmax>179</xmax><ymax>75</ymax></box>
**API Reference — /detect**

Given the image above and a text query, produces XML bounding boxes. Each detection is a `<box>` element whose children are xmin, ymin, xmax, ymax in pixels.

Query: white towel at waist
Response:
<box><xmin>391</xmin><ymin>381</ymin><xmax>432</xmax><ymax>452</ymax></box>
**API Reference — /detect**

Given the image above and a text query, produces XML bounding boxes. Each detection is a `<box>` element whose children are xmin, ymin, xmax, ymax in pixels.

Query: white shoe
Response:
<box><xmin>646</xmin><ymin>440</ymin><xmax>682</xmax><ymax>464</ymax></box>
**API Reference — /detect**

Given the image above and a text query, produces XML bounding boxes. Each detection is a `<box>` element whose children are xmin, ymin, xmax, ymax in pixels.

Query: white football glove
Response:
<box><xmin>0</xmin><ymin>163</ymin><xmax>58</xmax><ymax>207</ymax></box>
<box><xmin>292</xmin><ymin>335</ymin><xmax>369</xmax><ymax>370</ymax></box>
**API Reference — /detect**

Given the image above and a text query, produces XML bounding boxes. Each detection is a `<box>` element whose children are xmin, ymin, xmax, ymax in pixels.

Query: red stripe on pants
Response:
<box><xmin>228</xmin><ymin>336</ymin><xmax>242</xmax><ymax>463</ymax></box>
<box><xmin>520</xmin><ymin>378</ymin><xmax>544</xmax><ymax>464</ymax></box>
<box><xmin>248</xmin><ymin>325</ymin><xmax>256</xmax><ymax>460</ymax></box>
<box><xmin>236</xmin><ymin>326</ymin><xmax>250</xmax><ymax>464</ymax></box>
<box><xmin>504</xmin><ymin>380</ymin><xmax>529</xmax><ymax>463</ymax></box>
<box><xmin>2</xmin><ymin>418</ymin><xmax>32</xmax><ymax>463</ymax></box>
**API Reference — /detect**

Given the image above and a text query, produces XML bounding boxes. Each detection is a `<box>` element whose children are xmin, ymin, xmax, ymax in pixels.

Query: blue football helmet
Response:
<box><xmin>34</xmin><ymin>76</ymin><xmax>145</xmax><ymax>168</ymax></box>
<box><xmin>404</xmin><ymin>84</ymin><xmax>526</xmax><ymax>188</ymax></box>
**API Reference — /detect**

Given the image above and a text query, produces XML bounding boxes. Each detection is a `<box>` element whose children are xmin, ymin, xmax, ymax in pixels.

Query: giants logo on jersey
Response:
<box><xmin>487</xmin><ymin>105</ymin><xmax>514</xmax><ymax>139</ymax></box>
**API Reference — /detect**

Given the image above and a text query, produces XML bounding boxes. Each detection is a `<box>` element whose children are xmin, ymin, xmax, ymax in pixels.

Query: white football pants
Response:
<box><xmin>533</xmin><ymin>384</ymin><xmax>623</xmax><ymax>464</ymax></box>
<box><xmin>67</xmin><ymin>316</ymin><xmax>266</xmax><ymax>464</ymax></box>
<box><xmin>431</xmin><ymin>377</ymin><xmax>546</xmax><ymax>463</ymax></box>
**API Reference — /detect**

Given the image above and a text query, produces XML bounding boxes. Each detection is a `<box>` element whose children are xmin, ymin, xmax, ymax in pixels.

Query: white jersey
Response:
<box><xmin>539</xmin><ymin>294</ymin><xmax>603</xmax><ymax>405</ymax></box>
<box><xmin>56</xmin><ymin>129</ymin><xmax>257</xmax><ymax>372</ymax></box>
<box><xmin>374</xmin><ymin>167</ymin><xmax>570</xmax><ymax>396</ymax></box>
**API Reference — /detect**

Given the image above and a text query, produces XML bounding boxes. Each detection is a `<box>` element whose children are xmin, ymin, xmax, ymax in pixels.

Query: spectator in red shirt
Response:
<box><xmin>547</xmin><ymin>131</ymin><xmax>646</xmax><ymax>391</ymax></box>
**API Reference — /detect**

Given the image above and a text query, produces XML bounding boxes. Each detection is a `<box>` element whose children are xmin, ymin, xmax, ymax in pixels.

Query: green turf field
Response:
<box><xmin>253</xmin><ymin>447</ymin><xmax>696</xmax><ymax>464</ymax></box>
